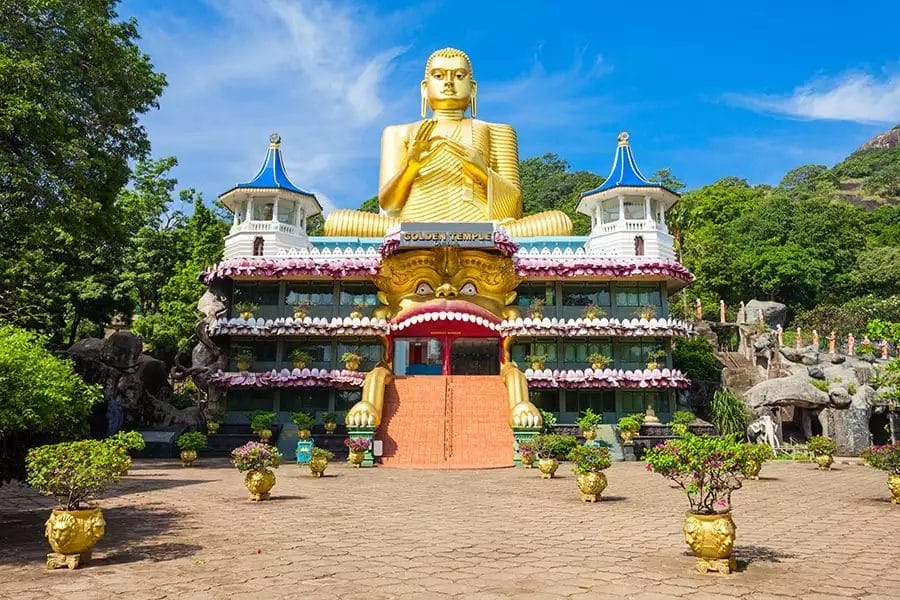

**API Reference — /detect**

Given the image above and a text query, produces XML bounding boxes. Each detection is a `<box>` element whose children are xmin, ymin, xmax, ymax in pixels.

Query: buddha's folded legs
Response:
<box><xmin>324</xmin><ymin>210</ymin><xmax>400</xmax><ymax>237</ymax></box>
<box><xmin>503</xmin><ymin>211</ymin><xmax>573</xmax><ymax>237</ymax></box>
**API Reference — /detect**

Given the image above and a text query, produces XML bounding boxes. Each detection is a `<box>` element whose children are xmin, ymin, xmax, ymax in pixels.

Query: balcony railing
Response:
<box><xmin>230</xmin><ymin>220</ymin><xmax>299</xmax><ymax>235</ymax></box>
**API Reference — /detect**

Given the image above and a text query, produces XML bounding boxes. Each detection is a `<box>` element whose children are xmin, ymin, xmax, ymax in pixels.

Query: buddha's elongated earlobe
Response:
<box><xmin>420</xmin><ymin>81</ymin><xmax>428</xmax><ymax>118</ymax></box>
<box><xmin>470</xmin><ymin>81</ymin><xmax>477</xmax><ymax>118</ymax></box>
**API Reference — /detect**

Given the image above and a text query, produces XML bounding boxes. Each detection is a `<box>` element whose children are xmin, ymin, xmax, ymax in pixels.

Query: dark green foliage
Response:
<box><xmin>291</xmin><ymin>412</ymin><xmax>315</xmax><ymax>429</ymax></box>
<box><xmin>518</xmin><ymin>154</ymin><xmax>603</xmax><ymax>235</ymax></box>
<box><xmin>794</xmin><ymin>295</ymin><xmax>900</xmax><ymax>340</ymax></box>
<box><xmin>832</xmin><ymin>147</ymin><xmax>900</xmax><ymax>180</ymax></box>
<box><xmin>532</xmin><ymin>434</ymin><xmax>578</xmax><ymax>459</ymax></box>
<box><xmin>709</xmin><ymin>390</ymin><xmax>750</xmax><ymax>437</ymax></box>
<box><xmin>26</xmin><ymin>440</ymin><xmax>129</xmax><ymax>510</ymax></box>
<box><xmin>176</xmin><ymin>431</ymin><xmax>207</xmax><ymax>452</ymax></box>
<box><xmin>359</xmin><ymin>196</ymin><xmax>379</xmax><ymax>213</ymax></box>
<box><xmin>539</xmin><ymin>409</ymin><xmax>557</xmax><ymax>434</ymax></box>
<box><xmin>672</xmin><ymin>337</ymin><xmax>721</xmax><ymax>382</ymax></box>
<box><xmin>568</xmin><ymin>445</ymin><xmax>611</xmax><ymax>473</ymax></box>
<box><xmin>0</xmin><ymin>324</ymin><xmax>102</xmax><ymax>484</ymax></box>
<box><xmin>806</xmin><ymin>435</ymin><xmax>836</xmax><ymax>456</ymax></box>
<box><xmin>249</xmin><ymin>411</ymin><xmax>276</xmax><ymax>432</ymax></box>
<box><xmin>106</xmin><ymin>430</ymin><xmax>146</xmax><ymax>452</ymax></box>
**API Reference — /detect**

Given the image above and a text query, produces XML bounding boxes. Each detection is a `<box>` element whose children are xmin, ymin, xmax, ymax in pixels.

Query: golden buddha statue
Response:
<box><xmin>325</xmin><ymin>48</ymin><xmax>573</xmax><ymax>238</ymax></box>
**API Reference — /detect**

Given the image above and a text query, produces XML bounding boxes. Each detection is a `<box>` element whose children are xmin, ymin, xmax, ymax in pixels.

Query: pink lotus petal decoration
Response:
<box><xmin>522</xmin><ymin>367</ymin><xmax>690</xmax><ymax>390</ymax></box>
<box><xmin>210</xmin><ymin>369</ymin><xmax>365</xmax><ymax>389</ymax></box>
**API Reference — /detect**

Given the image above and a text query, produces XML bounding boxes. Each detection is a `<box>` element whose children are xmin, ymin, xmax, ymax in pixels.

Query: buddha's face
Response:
<box><xmin>374</xmin><ymin>248</ymin><xmax>519</xmax><ymax>323</ymax></box>
<box><xmin>423</xmin><ymin>55</ymin><xmax>475</xmax><ymax>112</ymax></box>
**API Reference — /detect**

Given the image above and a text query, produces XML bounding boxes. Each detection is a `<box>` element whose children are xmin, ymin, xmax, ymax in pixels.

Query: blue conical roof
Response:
<box><xmin>234</xmin><ymin>133</ymin><xmax>312</xmax><ymax>195</ymax></box>
<box><xmin>581</xmin><ymin>132</ymin><xmax>668</xmax><ymax>196</ymax></box>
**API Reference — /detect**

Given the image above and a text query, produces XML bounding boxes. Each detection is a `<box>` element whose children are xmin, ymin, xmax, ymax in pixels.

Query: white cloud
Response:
<box><xmin>726</xmin><ymin>72</ymin><xmax>900</xmax><ymax>124</ymax></box>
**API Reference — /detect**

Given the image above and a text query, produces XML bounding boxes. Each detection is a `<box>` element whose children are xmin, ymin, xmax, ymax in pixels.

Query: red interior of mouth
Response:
<box><xmin>393</xmin><ymin>299</ymin><xmax>501</xmax><ymax>325</ymax></box>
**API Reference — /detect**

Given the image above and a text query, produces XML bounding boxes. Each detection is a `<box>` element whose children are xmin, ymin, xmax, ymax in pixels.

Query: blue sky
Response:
<box><xmin>122</xmin><ymin>0</ymin><xmax>900</xmax><ymax>212</ymax></box>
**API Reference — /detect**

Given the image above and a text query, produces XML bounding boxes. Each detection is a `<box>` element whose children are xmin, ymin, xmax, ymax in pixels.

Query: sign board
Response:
<box><xmin>373</xmin><ymin>440</ymin><xmax>383</xmax><ymax>457</ymax></box>
<box><xmin>140</xmin><ymin>431</ymin><xmax>178</xmax><ymax>444</ymax></box>
<box><xmin>397</xmin><ymin>222</ymin><xmax>494</xmax><ymax>249</ymax></box>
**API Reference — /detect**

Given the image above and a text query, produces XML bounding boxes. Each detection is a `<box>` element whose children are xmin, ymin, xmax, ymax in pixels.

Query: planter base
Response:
<box><xmin>580</xmin><ymin>492</ymin><xmax>599</xmax><ymax>502</ymax></box>
<box><xmin>47</xmin><ymin>551</ymin><xmax>90</xmax><ymax>570</ymax></box>
<box><xmin>695</xmin><ymin>555</ymin><xmax>736</xmax><ymax>575</ymax></box>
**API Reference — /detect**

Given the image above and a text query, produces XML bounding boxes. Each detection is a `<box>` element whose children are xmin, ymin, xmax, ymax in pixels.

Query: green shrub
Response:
<box><xmin>672</xmin><ymin>337</ymin><xmax>721</xmax><ymax>382</ymax></box>
<box><xmin>290</xmin><ymin>411</ymin><xmax>315</xmax><ymax>430</ymax></box>
<box><xmin>176</xmin><ymin>432</ymin><xmax>207</xmax><ymax>452</ymax></box>
<box><xmin>568</xmin><ymin>445</ymin><xmax>611</xmax><ymax>473</ymax></box>
<box><xmin>576</xmin><ymin>408</ymin><xmax>603</xmax><ymax>431</ymax></box>
<box><xmin>26</xmin><ymin>440</ymin><xmax>129</xmax><ymax>510</ymax></box>
<box><xmin>809</xmin><ymin>379</ymin><xmax>829</xmax><ymax>392</ymax></box>
<box><xmin>322</xmin><ymin>412</ymin><xmax>337</xmax><ymax>424</ymax></box>
<box><xmin>311</xmin><ymin>447</ymin><xmax>334</xmax><ymax>461</ymax></box>
<box><xmin>848</xmin><ymin>383</ymin><xmax>857</xmax><ymax>395</ymax></box>
<box><xmin>539</xmin><ymin>409</ymin><xmax>557</xmax><ymax>434</ymax></box>
<box><xmin>709</xmin><ymin>389</ymin><xmax>750</xmax><ymax>436</ymax></box>
<box><xmin>288</xmin><ymin>349</ymin><xmax>313</xmax><ymax>365</ymax></box>
<box><xmin>0</xmin><ymin>324</ymin><xmax>102</xmax><ymax>485</ymax></box>
<box><xmin>807</xmin><ymin>436</ymin><xmax>837</xmax><ymax>456</ymax></box>
<box><xmin>169</xmin><ymin>393</ymin><xmax>194</xmax><ymax>410</ymax></box>
<box><xmin>532</xmin><ymin>434</ymin><xmax>577</xmax><ymax>459</ymax></box>
<box><xmin>231</xmin><ymin>441</ymin><xmax>282</xmax><ymax>472</ymax></box>
<box><xmin>249</xmin><ymin>411</ymin><xmax>276</xmax><ymax>432</ymax></box>
<box><xmin>107</xmin><ymin>430</ymin><xmax>146</xmax><ymax>452</ymax></box>
<box><xmin>644</xmin><ymin>433</ymin><xmax>751</xmax><ymax>514</ymax></box>
<box><xmin>617</xmin><ymin>416</ymin><xmax>641</xmax><ymax>433</ymax></box>
<box><xmin>669</xmin><ymin>411</ymin><xmax>695</xmax><ymax>426</ymax></box>
<box><xmin>744</xmin><ymin>443</ymin><xmax>775</xmax><ymax>463</ymax></box>
<box><xmin>861</xmin><ymin>442</ymin><xmax>900</xmax><ymax>474</ymax></box>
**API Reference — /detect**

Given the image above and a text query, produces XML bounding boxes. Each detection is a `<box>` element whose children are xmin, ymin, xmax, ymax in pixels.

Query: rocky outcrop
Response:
<box><xmin>741</xmin><ymin>300</ymin><xmax>787</xmax><ymax>328</ymax></box>
<box><xmin>857</xmin><ymin>126</ymin><xmax>900</xmax><ymax>152</ymax></box>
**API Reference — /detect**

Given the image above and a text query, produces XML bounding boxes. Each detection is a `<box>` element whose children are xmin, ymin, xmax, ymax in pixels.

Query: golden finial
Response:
<box><xmin>269</xmin><ymin>132</ymin><xmax>281</xmax><ymax>147</ymax></box>
<box><xmin>617</xmin><ymin>131</ymin><xmax>630</xmax><ymax>146</ymax></box>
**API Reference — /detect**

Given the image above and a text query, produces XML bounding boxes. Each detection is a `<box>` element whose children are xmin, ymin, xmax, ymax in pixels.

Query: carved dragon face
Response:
<box><xmin>373</xmin><ymin>247</ymin><xmax>520</xmax><ymax>323</ymax></box>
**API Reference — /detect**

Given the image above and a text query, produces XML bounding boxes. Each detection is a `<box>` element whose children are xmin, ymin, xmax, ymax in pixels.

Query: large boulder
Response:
<box><xmin>780</xmin><ymin>346</ymin><xmax>820</xmax><ymax>366</ymax></box>
<box><xmin>100</xmin><ymin>331</ymin><xmax>143</xmax><ymax>370</ymax></box>
<box><xmin>741</xmin><ymin>300</ymin><xmax>787</xmax><ymax>328</ymax></box>
<box><xmin>744</xmin><ymin>374</ymin><xmax>830</xmax><ymax>410</ymax></box>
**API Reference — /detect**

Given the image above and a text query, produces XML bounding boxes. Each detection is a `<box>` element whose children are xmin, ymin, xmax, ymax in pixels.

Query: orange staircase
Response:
<box><xmin>379</xmin><ymin>375</ymin><xmax>513</xmax><ymax>469</ymax></box>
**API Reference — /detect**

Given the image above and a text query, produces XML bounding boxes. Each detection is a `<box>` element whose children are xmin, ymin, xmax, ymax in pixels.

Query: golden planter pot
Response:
<box><xmin>620</xmin><ymin>430</ymin><xmax>636</xmax><ymax>444</ymax></box>
<box><xmin>582</xmin><ymin>429</ymin><xmax>597</xmax><ymax>441</ymax></box>
<box><xmin>236</xmin><ymin>360</ymin><xmax>253</xmax><ymax>371</ymax></box>
<box><xmin>531</xmin><ymin>362</ymin><xmax>545</xmax><ymax>371</ymax></box>
<box><xmin>345</xmin><ymin>360</ymin><xmax>361</xmax><ymax>372</ymax></box>
<box><xmin>244</xmin><ymin>468</ymin><xmax>276</xmax><ymax>501</ymax></box>
<box><xmin>44</xmin><ymin>507</ymin><xmax>106</xmax><ymax>569</ymax></box>
<box><xmin>683</xmin><ymin>512</ymin><xmax>737</xmax><ymax>574</ymax></box>
<box><xmin>742</xmin><ymin>459</ymin><xmax>761</xmax><ymax>480</ymax></box>
<box><xmin>207</xmin><ymin>421</ymin><xmax>220</xmax><ymax>435</ymax></box>
<box><xmin>520</xmin><ymin>454</ymin><xmax>536</xmax><ymax>468</ymax></box>
<box><xmin>239</xmin><ymin>311</ymin><xmax>254</xmax><ymax>320</ymax></box>
<box><xmin>538</xmin><ymin>458</ymin><xmax>559</xmax><ymax>479</ymax></box>
<box><xmin>257</xmin><ymin>428</ymin><xmax>272</xmax><ymax>443</ymax></box>
<box><xmin>308</xmin><ymin>458</ymin><xmax>328</xmax><ymax>478</ymax></box>
<box><xmin>349</xmin><ymin>311</ymin><xmax>364</xmax><ymax>319</ymax></box>
<box><xmin>297</xmin><ymin>429</ymin><xmax>311</xmax><ymax>440</ymax></box>
<box><xmin>348</xmin><ymin>450</ymin><xmax>366</xmax><ymax>467</ymax></box>
<box><xmin>293</xmin><ymin>310</ymin><xmax>307</xmax><ymax>320</ymax></box>
<box><xmin>888</xmin><ymin>473</ymin><xmax>900</xmax><ymax>504</ymax></box>
<box><xmin>814</xmin><ymin>454</ymin><xmax>834</xmax><ymax>470</ymax></box>
<box><xmin>292</xmin><ymin>362</ymin><xmax>307</xmax><ymax>370</ymax></box>
<box><xmin>577</xmin><ymin>471</ymin><xmax>608</xmax><ymax>502</ymax></box>
<box><xmin>180</xmin><ymin>450</ymin><xmax>197</xmax><ymax>467</ymax></box>
<box><xmin>324</xmin><ymin>422</ymin><xmax>337</xmax><ymax>434</ymax></box>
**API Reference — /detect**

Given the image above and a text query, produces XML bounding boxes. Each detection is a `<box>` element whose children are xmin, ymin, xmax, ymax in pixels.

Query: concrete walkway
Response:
<box><xmin>1</xmin><ymin>459</ymin><xmax>898</xmax><ymax>599</ymax></box>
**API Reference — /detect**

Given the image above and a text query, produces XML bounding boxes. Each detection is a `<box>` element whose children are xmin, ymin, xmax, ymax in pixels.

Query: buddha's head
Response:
<box><xmin>374</xmin><ymin>247</ymin><xmax>519</xmax><ymax>324</ymax></box>
<box><xmin>422</xmin><ymin>48</ymin><xmax>476</xmax><ymax>116</ymax></box>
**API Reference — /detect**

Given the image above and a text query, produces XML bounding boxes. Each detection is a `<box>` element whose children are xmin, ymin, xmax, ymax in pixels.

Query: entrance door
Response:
<box><xmin>451</xmin><ymin>338</ymin><xmax>500</xmax><ymax>375</ymax></box>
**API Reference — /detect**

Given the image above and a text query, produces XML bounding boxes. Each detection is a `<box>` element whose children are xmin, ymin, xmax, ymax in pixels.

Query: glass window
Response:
<box><xmin>623</xmin><ymin>197</ymin><xmax>645</xmax><ymax>220</ymax></box>
<box><xmin>284</xmin><ymin>341</ymin><xmax>331</xmax><ymax>366</ymax></box>
<box><xmin>621</xmin><ymin>390</ymin><xmax>669</xmax><ymax>415</ymax></box>
<box><xmin>339</xmin><ymin>283</ymin><xmax>379</xmax><ymax>307</ymax></box>
<box><xmin>601</xmin><ymin>198</ymin><xmax>619</xmax><ymax>223</ymax></box>
<box><xmin>228</xmin><ymin>390</ymin><xmax>275</xmax><ymax>412</ymax></box>
<box><xmin>280</xmin><ymin>389</ymin><xmax>330</xmax><ymax>414</ymax></box>
<box><xmin>617</xmin><ymin>341</ymin><xmax>665</xmax><ymax>368</ymax></box>
<box><xmin>338</xmin><ymin>342</ymin><xmax>382</xmax><ymax>369</ymax></box>
<box><xmin>336</xmin><ymin>390</ymin><xmax>361</xmax><ymax>413</ymax></box>
<box><xmin>394</xmin><ymin>337</ymin><xmax>442</xmax><ymax>375</ymax></box>
<box><xmin>562</xmin><ymin>340</ymin><xmax>613</xmax><ymax>365</ymax></box>
<box><xmin>565</xmin><ymin>390</ymin><xmax>615</xmax><ymax>414</ymax></box>
<box><xmin>285</xmin><ymin>284</ymin><xmax>334</xmax><ymax>307</ymax></box>
<box><xmin>277</xmin><ymin>202</ymin><xmax>296</xmax><ymax>225</ymax></box>
<box><xmin>511</xmin><ymin>340</ymin><xmax>557</xmax><ymax>366</ymax></box>
<box><xmin>252</xmin><ymin>201</ymin><xmax>274</xmax><ymax>221</ymax></box>
<box><xmin>529</xmin><ymin>390</ymin><xmax>560</xmax><ymax>412</ymax></box>
<box><xmin>562</xmin><ymin>284</ymin><xmax>611</xmax><ymax>307</ymax></box>
<box><xmin>515</xmin><ymin>284</ymin><xmax>556</xmax><ymax>307</ymax></box>
<box><xmin>234</xmin><ymin>283</ymin><xmax>279</xmax><ymax>307</ymax></box>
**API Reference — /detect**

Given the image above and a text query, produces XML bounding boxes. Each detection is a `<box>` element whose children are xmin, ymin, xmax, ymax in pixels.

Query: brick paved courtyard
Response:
<box><xmin>1</xmin><ymin>459</ymin><xmax>898</xmax><ymax>599</ymax></box>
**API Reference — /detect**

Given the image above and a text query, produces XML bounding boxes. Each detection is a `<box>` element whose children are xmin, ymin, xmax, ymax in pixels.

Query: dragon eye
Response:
<box><xmin>415</xmin><ymin>282</ymin><xmax>434</xmax><ymax>295</ymax></box>
<box><xmin>460</xmin><ymin>283</ymin><xmax>477</xmax><ymax>296</ymax></box>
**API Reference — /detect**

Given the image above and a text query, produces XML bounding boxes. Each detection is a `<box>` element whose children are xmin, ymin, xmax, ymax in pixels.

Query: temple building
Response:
<box><xmin>202</xmin><ymin>48</ymin><xmax>693</xmax><ymax>467</ymax></box>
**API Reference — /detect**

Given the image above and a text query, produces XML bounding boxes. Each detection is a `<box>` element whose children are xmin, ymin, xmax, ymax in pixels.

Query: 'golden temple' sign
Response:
<box><xmin>397</xmin><ymin>223</ymin><xmax>494</xmax><ymax>248</ymax></box>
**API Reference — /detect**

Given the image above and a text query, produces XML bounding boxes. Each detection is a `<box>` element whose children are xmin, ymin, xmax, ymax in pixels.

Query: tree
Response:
<box><xmin>518</xmin><ymin>153</ymin><xmax>602</xmax><ymax>235</ymax></box>
<box><xmin>0</xmin><ymin>323</ymin><xmax>102</xmax><ymax>484</ymax></box>
<box><xmin>359</xmin><ymin>196</ymin><xmax>379</xmax><ymax>213</ymax></box>
<box><xmin>650</xmin><ymin>167</ymin><xmax>685</xmax><ymax>193</ymax></box>
<box><xmin>0</xmin><ymin>0</ymin><xmax>166</xmax><ymax>344</ymax></box>
<box><xmin>864</xmin><ymin>162</ymin><xmax>900</xmax><ymax>198</ymax></box>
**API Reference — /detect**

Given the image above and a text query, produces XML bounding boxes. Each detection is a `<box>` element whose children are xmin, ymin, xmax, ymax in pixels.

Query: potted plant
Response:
<box><xmin>342</xmin><ymin>350</ymin><xmax>363</xmax><ymax>371</ymax></box>
<box><xmin>577</xmin><ymin>408</ymin><xmax>603</xmax><ymax>441</ymax></box>
<box><xmin>233</xmin><ymin>346</ymin><xmax>255</xmax><ymax>371</ymax></box>
<box><xmin>646</xmin><ymin>348</ymin><xmax>667</xmax><ymax>371</ymax></box>
<box><xmin>288</xmin><ymin>349</ymin><xmax>313</xmax><ymax>370</ymax></box>
<box><xmin>634</xmin><ymin>305</ymin><xmax>656</xmax><ymax>320</ymax></box>
<box><xmin>231</xmin><ymin>441</ymin><xmax>282</xmax><ymax>501</ymax></box>
<box><xmin>249</xmin><ymin>410</ymin><xmax>276</xmax><ymax>443</ymax></box>
<box><xmin>532</xmin><ymin>434</ymin><xmax>578</xmax><ymax>479</ymax></box>
<box><xmin>322</xmin><ymin>411</ymin><xmax>338</xmax><ymax>434</ymax></box>
<box><xmin>587</xmin><ymin>352</ymin><xmax>612</xmax><ymax>371</ymax></box>
<box><xmin>291</xmin><ymin>299</ymin><xmax>311</xmax><ymax>320</ymax></box>
<box><xmin>104</xmin><ymin>430</ymin><xmax>145</xmax><ymax>475</ymax></box>
<box><xmin>516</xmin><ymin>438</ymin><xmax>538</xmax><ymax>468</ymax></box>
<box><xmin>861</xmin><ymin>442</ymin><xmax>900</xmax><ymax>503</ymax></box>
<box><xmin>235</xmin><ymin>301</ymin><xmax>259</xmax><ymax>320</ymax></box>
<box><xmin>176</xmin><ymin>432</ymin><xmax>207</xmax><ymax>467</ymax></box>
<box><xmin>568</xmin><ymin>444</ymin><xmax>611</xmax><ymax>502</ymax></box>
<box><xmin>291</xmin><ymin>411</ymin><xmax>315</xmax><ymax>439</ymax></box>
<box><xmin>308</xmin><ymin>447</ymin><xmax>334</xmax><ymax>478</ymax></box>
<box><xmin>345</xmin><ymin>437</ymin><xmax>371</xmax><ymax>467</ymax></box>
<box><xmin>742</xmin><ymin>443</ymin><xmax>774</xmax><ymax>479</ymax></box>
<box><xmin>205</xmin><ymin>407</ymin><xmax>225</xmax><ymax>434</ymax></box>
<box><xmin>617</xmin><ymin>415</ymin><xmax>641</xmax><ymax>444</ymax></box>
<box><xmin>667</xmin><ymin>410</ymin><xmax>695</xmax><ymax>437</ymax></box>
<box><xmin>807</xmin><ymin>435</ymin><xmax>837</xmax><ymax>470</ymax></box>
<box><xmin>582</xmin><ymin>303</ymin><xmax>606</xmax><ymax>320</ymax></box>
<box><xmin>25</xmin><ymin>440</ymin><xmax>130</xmax><ymax>569</ymax></box>
<box><xmin>527</xmin><ymin>298</ymin><xmax>546</xmax><ymax>320</ymax></box>
<box><xmin>524</xmin><ymin>353</ymin><xmax>548</xmax><ymax>371</ymax></box>
<box><xmin>644</xmin><ymin>433</ymin><xmax>751</xmax><ymax>574</ymax></box>
<box><xmin>349</xmin><ymin>302</ymin><xmax>367</xmax><ymax>319</ymax></box>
